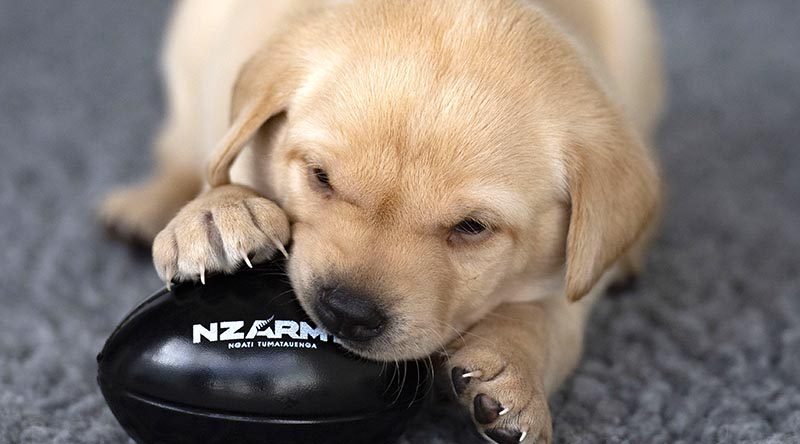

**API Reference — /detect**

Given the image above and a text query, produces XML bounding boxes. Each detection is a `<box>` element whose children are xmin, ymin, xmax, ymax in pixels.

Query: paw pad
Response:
<box><xmin>473</xmin><ymin>393</ymin><xmax>504</xmax><ymax>424</ymax></box>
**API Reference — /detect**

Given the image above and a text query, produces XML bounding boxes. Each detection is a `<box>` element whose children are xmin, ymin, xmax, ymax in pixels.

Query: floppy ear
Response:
<box><xmin>563</xmin><ymin>120</ymin><xmax>662</xmax><ymax>302</ymax></box>
<box><xmin>207</xmin><ymin>44</ymin><xmax>301</xmax><ymax>187</ymax></box>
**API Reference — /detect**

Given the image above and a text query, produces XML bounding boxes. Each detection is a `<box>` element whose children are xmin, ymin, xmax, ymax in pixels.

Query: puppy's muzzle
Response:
<box><xmin>316</xmin><ymin>287</ymin><xmax>386</xmax><ymax>342</ymax></box>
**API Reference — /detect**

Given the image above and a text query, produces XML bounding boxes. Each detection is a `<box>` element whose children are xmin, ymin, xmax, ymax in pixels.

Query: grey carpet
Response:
<box><xmin>1</xmin><ymin>1</ymin><xmax>798</xmax><ymax>443</ymax></box>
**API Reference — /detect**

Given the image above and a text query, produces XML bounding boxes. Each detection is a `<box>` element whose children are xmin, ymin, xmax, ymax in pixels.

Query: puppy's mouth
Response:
<box><xmin>295</xmin><ymin>291</ymin><xmax>442</xmax><ymax>361</ymax></box>
<box><xmin>327</xmin><ymin>326</ymin><xmax>441</xmax><ymax>362</ymax></box>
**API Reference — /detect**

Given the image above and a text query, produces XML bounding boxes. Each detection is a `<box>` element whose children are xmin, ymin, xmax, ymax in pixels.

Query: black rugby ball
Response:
<box><xmin>97</xmin><ymin>260</ymin><xmax>432</xmax><ymax>444</ymax></box>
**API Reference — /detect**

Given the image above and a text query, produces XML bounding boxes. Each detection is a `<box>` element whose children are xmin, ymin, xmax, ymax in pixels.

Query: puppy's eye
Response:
<box><xmin>449</xmin><ymin>218</ymin><xmax>490</xmax><ymax>244</ymax></box>
<box><xmin>454</xmin><ymin>218</ymin><xmax>486</xmax><ymax>235</ymax></box>
<box><xmin>308</xmin><ymin>165</ymin><xmax>333</xmax><ymax>194</ymax></box>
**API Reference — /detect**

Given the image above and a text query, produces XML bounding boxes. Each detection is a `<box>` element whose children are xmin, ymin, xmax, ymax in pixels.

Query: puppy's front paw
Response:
<box><xmin>448</xmin><ymin>343</ymin><xmax>552</xmax><ymax>444</ymax></box>
<box><xmin>152</xmin><ymin>186</ymin><xmax>290</xmax><ymax>286</ymax></box>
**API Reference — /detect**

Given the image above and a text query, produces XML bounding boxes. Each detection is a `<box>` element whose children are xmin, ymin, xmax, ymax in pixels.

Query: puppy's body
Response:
<box><xmin>101</xmin><ymin>1</ymin><xmax>663</xmax><ymax>442</ymax></box>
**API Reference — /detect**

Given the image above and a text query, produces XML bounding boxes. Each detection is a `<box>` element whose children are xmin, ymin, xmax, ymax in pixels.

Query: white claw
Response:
<box><xmin>519</xmin><ymin>430</ymin><xmax>528</xmax><ymax>443</ymax></box>
<box><xmin>163</xmin><ymin>267</ymin><xmax>174</xmax><ymax>291</ymax></box>
<box><xmin>499</xmin><ymin>407</ymin><xmax>510</xmax><ymax>416</ymax></box>
<box><xmin>200</xmin><ymin>269</ymin><xmax>206</xmax><ymax>285</ymax></box>
<box><xmin>274</xmin><ymin>240</ymin><xmax>289</xmax><ymax>258</ymax></box>
<box><xmin>243</xmin><ymin>254</ymin><xmax>253</xmax><ymax>268</ymax></box>
<box><xmin>462</xmin><ymin>371</ymin><xmax>483</xmax><ymax>379</ymax></box>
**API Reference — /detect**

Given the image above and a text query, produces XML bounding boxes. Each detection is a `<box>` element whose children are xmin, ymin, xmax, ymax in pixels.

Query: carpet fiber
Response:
<box><xmin>1</xmin><ymin>1</ymin><xmax>798</xmax><ymax>443</ymax></box>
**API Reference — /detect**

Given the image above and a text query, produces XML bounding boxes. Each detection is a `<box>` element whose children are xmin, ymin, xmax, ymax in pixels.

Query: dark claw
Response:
<box><xmin>473</xmin><ymin>393</ymin><xmax>503</xmax><ymax>425</ymax></box>
<box><xmin>451</xmin><ymin>367</ymin><xmax>471</xmax><ymax>395</ymax></box>
<box><xmin>607</xmin><ymin>274</ymin><xmax>639</xmax><ymax>297</ymax></box>
<box><xmin>486</xmin><ymin>428</ymin><xmax>523</xmax><ymax>444</ymax></box>
<box><xmin>102</xmin><ymin>223</ymin><xmax>152</xmax><ymax>257</ymax></box>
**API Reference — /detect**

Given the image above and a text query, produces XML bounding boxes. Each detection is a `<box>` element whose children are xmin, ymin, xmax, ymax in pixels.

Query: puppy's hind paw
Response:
<box><xmin>98</xmin><ymin>173</ymin><xmax>201</xmax><ymax>245</ymax></box>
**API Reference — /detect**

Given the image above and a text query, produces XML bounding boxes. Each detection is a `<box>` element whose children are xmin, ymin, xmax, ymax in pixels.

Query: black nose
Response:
<box><xmin>316</xmin><ymin>287</ymin><xmax>386</xmax><ymax>342</ymax></box>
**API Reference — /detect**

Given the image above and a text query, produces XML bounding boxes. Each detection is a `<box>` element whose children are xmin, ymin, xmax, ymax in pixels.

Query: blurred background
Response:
<box><xmin>0</xmin><ymin>1</ymin><xmax>798</xmax><ymax>443</ymax></box>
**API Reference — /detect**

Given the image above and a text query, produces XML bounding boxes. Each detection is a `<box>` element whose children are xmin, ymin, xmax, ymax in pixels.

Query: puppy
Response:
<box><xmin>100</xmin><ymin>0</ymin><xmax>664</xmax><ymax>442</ymax></box>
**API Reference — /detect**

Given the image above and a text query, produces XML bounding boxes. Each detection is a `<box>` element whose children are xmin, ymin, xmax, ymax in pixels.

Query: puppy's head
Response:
<box><xmin>208</xmin><ymin>1</ymin><xmax>661</xmax><ymax>360</ymax></box>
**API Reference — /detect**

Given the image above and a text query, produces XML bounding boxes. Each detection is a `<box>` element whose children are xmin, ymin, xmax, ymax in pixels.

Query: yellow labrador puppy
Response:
<box><xmin>101</xmin><ymin>0</ymin><xmax>664</xmax><ymax>442</ymax></box>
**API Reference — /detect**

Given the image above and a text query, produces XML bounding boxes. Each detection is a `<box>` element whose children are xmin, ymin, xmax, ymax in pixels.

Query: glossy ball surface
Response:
<box><xmin>97</xmin><ymin>261</ymin><xmax>432</xmax><ymax>444</ymax></box>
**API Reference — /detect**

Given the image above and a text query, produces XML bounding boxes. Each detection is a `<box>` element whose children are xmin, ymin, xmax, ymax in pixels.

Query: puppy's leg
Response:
<box><xmin>447</xmin><ymin>295</ymin><xmax>595</xmax><ymax>444</ymax></box>
<box><xmin>152</xmin><ymin>184</ymin><xmax>290</xmax><ymax>286</ymax></box>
